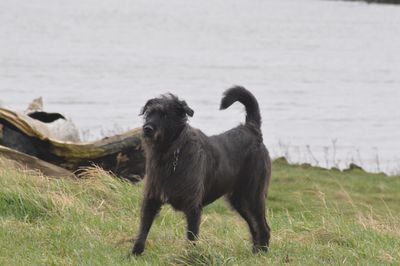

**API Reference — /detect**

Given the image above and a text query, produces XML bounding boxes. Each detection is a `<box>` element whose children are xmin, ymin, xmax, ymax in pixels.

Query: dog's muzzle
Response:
<box><xmin>143</xmin><ymin>124</ymin><xmax>155</xmax><ymax>138</ymax></box>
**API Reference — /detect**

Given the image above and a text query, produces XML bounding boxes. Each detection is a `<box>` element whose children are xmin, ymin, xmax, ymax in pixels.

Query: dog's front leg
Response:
<box><xmin>132</xmin><ymin>198</ymin><xmax>162</xmax><ymax>255</ymax></box>
<box><xmin>185</xmin><ymin>207</ymin><xmax>202</xmax><ymax>241</ymax></box>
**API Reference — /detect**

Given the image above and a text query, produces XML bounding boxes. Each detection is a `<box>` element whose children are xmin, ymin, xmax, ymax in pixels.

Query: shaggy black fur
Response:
<box><xmin>131</xmin><ymin>86</ymin><xmax>271</xmax><ymax>255</ymax></box>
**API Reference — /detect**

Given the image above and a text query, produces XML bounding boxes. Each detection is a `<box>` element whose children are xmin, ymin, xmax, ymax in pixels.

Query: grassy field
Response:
<box><xmin>0</xmin><ymin>157</ymin><xmax>399</xmax><ymax>265</ymax></box>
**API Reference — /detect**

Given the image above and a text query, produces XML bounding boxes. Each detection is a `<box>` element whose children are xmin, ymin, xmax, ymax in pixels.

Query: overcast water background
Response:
<box><xmin>1</xmin><ymin>0</ymin><xmax>399</xmax><ymax>174</ymax></box>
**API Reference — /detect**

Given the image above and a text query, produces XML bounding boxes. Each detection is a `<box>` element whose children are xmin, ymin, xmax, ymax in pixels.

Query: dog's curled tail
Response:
<box><xmin>220</xmin><ymin>86</ymin><xmax>261</xmax><ymax>128</ymax></box>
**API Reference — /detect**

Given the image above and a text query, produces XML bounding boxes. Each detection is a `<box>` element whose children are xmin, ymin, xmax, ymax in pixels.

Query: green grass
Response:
<box><xmin>0</xmin><ymin>157</ymin><xmax>399</xmax><ymax>265</ymax></box>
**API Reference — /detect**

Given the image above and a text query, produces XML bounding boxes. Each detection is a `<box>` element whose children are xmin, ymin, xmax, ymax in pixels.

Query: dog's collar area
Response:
<box><xmin>172</xmin><ymin>148</ymin><xmax>180</xmax><ymax>172</ymax></box>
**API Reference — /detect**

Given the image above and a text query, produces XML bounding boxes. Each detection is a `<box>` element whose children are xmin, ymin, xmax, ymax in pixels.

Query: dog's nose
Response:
<box><xmin>143</xmin><ymin>124</ymin><xmax>154</xmax><ymax>137</ymax></box>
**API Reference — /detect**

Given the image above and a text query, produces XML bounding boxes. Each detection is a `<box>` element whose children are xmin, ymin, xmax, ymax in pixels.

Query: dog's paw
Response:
<box><xmin>131</xmin><ymin>242</ymin><xmax>145</xmax><ymax>256</ymax></box>
<box><xmin>252</xmin><ymin>245</ymin><xmax>269</xmax><ymax>254</ymax></box>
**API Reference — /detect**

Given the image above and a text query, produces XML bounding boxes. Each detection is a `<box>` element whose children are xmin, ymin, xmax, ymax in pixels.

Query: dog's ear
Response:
<box><xmin>180</xmin><ymin>100</ymin><xmax>194</xmax><ymax>117</ymax></box>
<box><xmin>139</xmin><ymin>99</ymin><xmax>155</xmax><ymax>116</ymax></box>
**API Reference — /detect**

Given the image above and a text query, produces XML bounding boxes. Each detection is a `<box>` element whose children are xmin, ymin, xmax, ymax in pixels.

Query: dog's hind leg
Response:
<box><xmin>250</xmin><ymin>194</ymin><xmax>271</xmax><ymax>252</ymax></box>
<box><xmin>229</xmin><ymin>153</ymin><xmax>271</xmax><ymax>252</ymax></box>
<box><xmin>184</xmin><ymin>207</ymin><xmax>202</xmax><ymax>241</ymax></box>
<box><xmin>228</xmin><ymin>195</ymin><xmax>258</xmax><ymax>247</ymax></box>
<box><xmin>228</xmin><ymin>193</ymin><xmax>270</xmax><ymax>253</ymax></box>
<box><xmin>246</xmin><ymin>153</ymin><xmax>271</xmax><ymax>252</ymax></box>
<box><xmin>132</xmin><ymin>198</ymin><xmax>162</xmax><ymax>255</ymax></box>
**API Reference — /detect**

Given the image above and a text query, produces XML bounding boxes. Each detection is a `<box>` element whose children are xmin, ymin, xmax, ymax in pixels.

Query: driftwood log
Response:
<box><xmin>0</xmin><ymin>107</ymin><xmax>145</xmax><ymax>182</ymax></box>
<box><xmin>0</xmin><ymin>145</ymin><xmax>75</xmax><ymax>178</ymax></box>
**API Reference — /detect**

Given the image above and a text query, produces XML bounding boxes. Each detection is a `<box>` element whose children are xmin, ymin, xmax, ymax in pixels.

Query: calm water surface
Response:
<box><xmin>1</xmin><ymin>0</ymin><xmax>400</xmax><ymax>173</ymax></box>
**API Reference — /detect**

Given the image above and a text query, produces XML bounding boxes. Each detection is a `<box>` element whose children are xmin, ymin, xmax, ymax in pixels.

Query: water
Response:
<box><xmin>1</xmin><ymin>0</ymin><xmax>400</xmax><ymax>174</ymax></box>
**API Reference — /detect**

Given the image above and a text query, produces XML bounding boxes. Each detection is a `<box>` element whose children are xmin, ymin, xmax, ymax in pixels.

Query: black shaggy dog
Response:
<box><xmin>132</xmin><ymin>86</ymin><xmax>271</xmax><ymax>255</ymax></box>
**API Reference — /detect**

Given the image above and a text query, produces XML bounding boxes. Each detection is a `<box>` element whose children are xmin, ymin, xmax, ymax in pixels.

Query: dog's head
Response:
<box><xmin>140</xmin><ymin>94</ymin><xmax>194</xmax><ymax>145</ymax></box>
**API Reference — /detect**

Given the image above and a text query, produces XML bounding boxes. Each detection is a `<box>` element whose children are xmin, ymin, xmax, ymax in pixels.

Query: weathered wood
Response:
<box><xmin>0</xmin><ymin>107</ymin><xmax>145</xmax><ymax>182</ymax></box>
<box><xmin>0</xmin><ymin>145</ymin><xmax>75</xmax><ymax>178</ymax></box>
